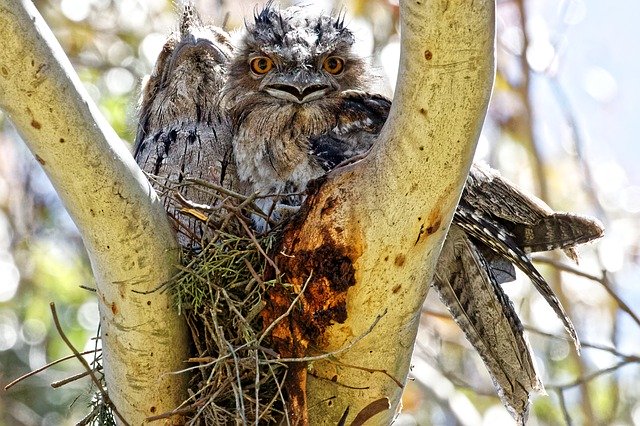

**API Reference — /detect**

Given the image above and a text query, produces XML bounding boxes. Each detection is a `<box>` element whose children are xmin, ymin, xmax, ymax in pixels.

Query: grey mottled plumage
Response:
<box><xmin>134</xmin><ymin>5</ymin><xmax>238</xmax><ymax>247</ymax></box>
<box><xmin>435</xmin><ymin>225</ymin><xmax>542</xmax><ymax>425</ymax></box>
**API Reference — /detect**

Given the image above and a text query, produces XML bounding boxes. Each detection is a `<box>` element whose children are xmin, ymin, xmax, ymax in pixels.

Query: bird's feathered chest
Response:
<box><xmin>232</xmin><ymin>98</ymin><xmax>340</xmax><ymax>195</ymax></box>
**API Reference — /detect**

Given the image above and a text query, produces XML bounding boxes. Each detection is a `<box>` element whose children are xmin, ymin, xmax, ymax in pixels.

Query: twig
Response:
<box><xmin>49</xmin><ymin>303</ymin><xmax>130</xmax><ymax>426</ymax></box>
<box><xmin>224</xmin><ymin>339</ymin><xmax>247</xmax><ymax>426</ymax></box>
<box><xmin>4</xmin><ymin>349</ymin><xmax>99</xmax><ymax>390</ymax></box>
<box><xmin>257</xmin><ymin>274</ymin><xmax>312</xmax><ymax>345</ymax></box>
<box><xmin>269</xmin><ymin>310</ymin><xmax>387</xmax><ymax>363</ymax></box>
<box><xmin>76</xmin><ymin>405</ymin><xmax>100</xmax><ymax>426</ymax></box>
<box><xmin>556</xmin><ymin>389</ymin><xmax>573</xmax><ymax>426</ymax></box>
<box><xmin>238</xmin><ymin>217</ymin><xmax>280</xmax><ymax>274</ymax></box>
<box><xmin>547</xmin><ymin>360</ymin><xmax>636</xmax><ymax>391</ymax></box>
<box><xmin>51</xmin><ymin>370</ymin><xmax>93</xmax><ymax>388</ymax></box>
<box><xmin>328</xmin><ymin>359</ymin><xmax>404</xmax><ymax>389</ymax></box>
<box><xmin>524</xmin><ymin>326</ymin><xmax>640</xmax><ymax>362</ymax></box>
<box><xmin>533</xmin><ymin>257</ymin><xmax>640</xmax><ymax>328</ymax></box>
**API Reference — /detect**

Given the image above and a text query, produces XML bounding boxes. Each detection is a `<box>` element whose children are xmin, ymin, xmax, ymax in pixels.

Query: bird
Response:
<box><xmin>133</xmin><ymin>4</ymin><xmax>238</xmax><ymax>249</ymax></box>
<box><xmin>223</xmin><ymin>3</ymin><xmax>385</xmax><ymax>227</ymax></box>
<box><xmin>221</xmin><ymin>3</ymin><xmax>603</xmax><ymax>423</ymax></box>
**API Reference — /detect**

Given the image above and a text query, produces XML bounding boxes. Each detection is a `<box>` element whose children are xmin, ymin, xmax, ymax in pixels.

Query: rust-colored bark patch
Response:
<box><xmin>262</xmin><ymin>196</ymin><xmax>359</xmax><ymax>425</ymax></box>
<box><xmin>320</xmin><ymin>195</ymin><xmax>339</xmax><ymax>216</ymax></box>
<box><xmin>427</xmin><ymin>206</ymin><xmax>443</xmax><ymax>236</ymax></box>
<box><xmin>426</xmin><ymin>216</ymin><xmax>442</xmax><ymax>235</ymax></box>
<box><xmin>417</xmin><ymin>206</ymin><xmax>444</xmax><ymax>244</ymax></box>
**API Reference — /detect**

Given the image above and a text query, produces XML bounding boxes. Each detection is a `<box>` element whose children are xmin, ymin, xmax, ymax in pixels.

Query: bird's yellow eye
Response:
<box><xmin>323</xmin><ymin>56</ymin><xmax>345</xmax><ymax>75</ymax></box>
<box><xmin>250</xmin><ymin>56</ymin><xmax>273</xmax><ymax>75</ymax></box>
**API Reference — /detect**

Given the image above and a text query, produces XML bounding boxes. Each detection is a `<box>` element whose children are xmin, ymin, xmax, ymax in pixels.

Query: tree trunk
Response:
<box><xmin>276</xmin><ymin>1</ymin><xmax>495</xmax><ymax>423</ymax></box>
<box><xmin>0</xmin><ymin>1</ymin><xmax>188</xmax><ymax>424</ymax></box>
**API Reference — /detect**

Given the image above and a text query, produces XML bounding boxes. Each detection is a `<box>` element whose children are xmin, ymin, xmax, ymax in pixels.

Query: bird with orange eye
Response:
<box><xmin>249</xmin><ymin>55</ymin><xmax>344</xmax><ymax>77</ymax></box>
<box><xmin>223</xmin><ymin>5</ymin><xmax>379</xmax><ymax>228</ymax></box>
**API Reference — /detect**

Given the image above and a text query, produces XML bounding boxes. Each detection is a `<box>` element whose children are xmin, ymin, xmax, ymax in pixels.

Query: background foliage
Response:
<box><xmin>0</xmin><ymin>0</ymin><xmax>638</xmax><ymax>425</ymax></box>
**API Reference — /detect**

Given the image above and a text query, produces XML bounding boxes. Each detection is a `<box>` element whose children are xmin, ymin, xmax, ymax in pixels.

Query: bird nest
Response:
<box><xmin>158</xmin><ymin>179</ymin><xmax>293</xmax><ymax>425</ymax></box>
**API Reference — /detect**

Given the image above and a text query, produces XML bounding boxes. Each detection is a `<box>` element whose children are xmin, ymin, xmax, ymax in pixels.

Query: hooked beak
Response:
<box><xmin>264</xmin><ymin>83</ymin><xmax>331</xmax><ymax>103</ymax></box>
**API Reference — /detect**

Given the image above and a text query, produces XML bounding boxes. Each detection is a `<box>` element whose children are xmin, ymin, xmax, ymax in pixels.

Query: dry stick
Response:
<box><xmin>4</xmin><ymin>349</ymin><xmax>99</xmax><ymax>390</ymax></box>
<box><xmin>263</xmin><ymin>355</ymin><xmax>291</xmax><ymax>426</ymax></box>
<box><xmin>76</xmin><ymin>405</ymin><xmax>100</xmax><ymax>426</ymax></box>
<box><xmin>423</xmin><ymin>307</ymin><xmax>640</xmax><ymax>362</ymax></box>
<box><xmin>270</xmin><ymin>310</ymin><xmax>387</xmax><ymax>364</ymax></box>
<box><xmin>532</xmin><ymin>256</ymin><xmax>602</xmax><ymax>282</ymax></box>
<box><xmin>145</xmin><ymin>406</ymin><xmax>197</xmax><ymax>423</ymax></box>
<box><xmin>254</xmin><ymin>350</ymin><xmax>260</xmax><ymax>426</ymax></box>
<box><xmin>238</xmin><ymin>217</ymin><xmax>280</xmax><ymax>274</ymax></box>
<box><xmin>327</xmin><ymin>359</ymin><xmax>404</xmax><ymax>389</ymax></box>
<box><xmin>308</xmin><ymin>371</ymin><xmax>369</xmax><ymax>391</ymax></box>
<box><xmin>243</xmin><ymin>258</ymin><xmax>264</xmax><ymax>286</ymax></box>
<box><xmin>184</xmin><ymin>178</ymin><xmax>271</xmax><ymax>221</ymax></box>
<box><xmin>548</xmin><ymin>360</ymin><xmax>634</xmax><ymax>391</ymax></box>
<box><xmin>51</xmin><ymin>370</ymin><xmax>93</xmax><ymax>388</ymax></box>
<box><xmin>257</xmin><ymin>274</ymin><xmax>312</xmax><ymax>346</ymax></box>
<box><xmin>49</xmin><ymin>303</ymin><xmax>129</xmax><ymax>426</ymax></box>
<box><xmin>524</xmin><ymin>326</ymin><xmax>640</xmax><ymax>362</ymax></box>
<box><xmin>224</xmin><ymin>338</ymin><xmax>247</xmax><ymax>426</ymax></box>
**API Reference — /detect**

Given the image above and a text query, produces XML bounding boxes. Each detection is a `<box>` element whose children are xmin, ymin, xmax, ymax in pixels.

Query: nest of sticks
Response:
<box><xmin>160</xmin><ymin>178</ymin><xmax>294</xmax><ymax>425</ymax></box>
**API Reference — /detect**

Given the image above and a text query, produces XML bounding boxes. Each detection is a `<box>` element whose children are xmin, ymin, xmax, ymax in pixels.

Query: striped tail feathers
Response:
<box><xmin>433</xmin><ymin>225</ymin><xmax>543</xmax><ymax>425</ymax></box>
<box><xmin>465</xmin><ymin>164</ymin><xmax>604</xmax><ymax>260</ymax></box>
<box><xmin>454</xmin><ymin>204</ymin><xmax>581</xmax><ymax>351</ymax></box>
<box><xmin>512</xmin><ymin>212</ymin><xmax>604</xmax><ymax>261</ymax></box>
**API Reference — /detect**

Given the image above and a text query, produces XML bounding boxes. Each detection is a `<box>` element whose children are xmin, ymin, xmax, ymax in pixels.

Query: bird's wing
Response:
<box><xmin>309</xmin><ymin>91</ymin><xmax>391</xmax><ymax>170</ymax></box>
<box><xmin>455</xmin><ymin>199</ymin><xmax>580</xmax><ymax>350</ymax></box>
<box><xmin>464</xmin><ymin>164</ymin><xmax>604</xmax><ymax>256</ymax></box>
<box><xmin>434</xmin><ymin>225</ymin><xmax>542</xmax><ymax>425</ymax></box>
<box><xmin>133</xmin><ymin>5</ymin><xmax>237</xmax><ymax>247</ymax></box>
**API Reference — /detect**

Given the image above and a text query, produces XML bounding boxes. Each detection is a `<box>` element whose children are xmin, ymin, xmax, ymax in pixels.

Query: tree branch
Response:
<box><xmin>0</xmin><ymin>1</ymin><xmax>188</xmax><ymax>424</ymax></box>
<box><xmin>278</xmin><ymin>0</ymin><xmax>495</xmax><ymax>423</ymax></box>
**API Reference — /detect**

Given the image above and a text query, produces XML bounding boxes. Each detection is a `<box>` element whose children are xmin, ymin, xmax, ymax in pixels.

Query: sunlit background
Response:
<box><xmin>0</xmin><ymin>0</ymin><xmax>638</xmax><ymax>425</ymax></box>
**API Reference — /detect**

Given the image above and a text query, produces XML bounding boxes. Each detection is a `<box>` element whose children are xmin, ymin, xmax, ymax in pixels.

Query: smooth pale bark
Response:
<box><xmin>0</xmin><ymin>1</ymin><xmax>187</xmax><ymax>424</ymax></box>
<box><xmin>291</xmin><ymin>1</ymin><xmax>496</xmax><ymax>423</ymax></box>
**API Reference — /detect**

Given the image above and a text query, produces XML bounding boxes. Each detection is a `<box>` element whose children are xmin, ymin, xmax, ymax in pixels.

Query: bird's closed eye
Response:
<box><xmin>323</xmin><ymin>56</ymin><xmax>345</xmax><ymax>75</ymax></box>
<box><xmin>250</xmin><ymin>56</ymin><xmax>274</xmax><ymax>75</ymax></box>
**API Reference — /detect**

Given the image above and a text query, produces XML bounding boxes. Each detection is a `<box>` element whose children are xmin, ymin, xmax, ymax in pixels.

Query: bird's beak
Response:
<box><xmin>264</xmin><ymin>71</ymin><xmax>332</xmax><ymax>103</ymax></box>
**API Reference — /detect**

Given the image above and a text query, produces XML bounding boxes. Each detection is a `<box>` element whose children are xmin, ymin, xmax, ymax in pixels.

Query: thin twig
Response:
<box><xmin>269</xmin><ymin>310</ymin><xmax>387</xmax><ymax>363</ymax></box>
<box><xmin>547</xmin><ymin>360</ymin><xmax>636</xmax><ymax>391</ymax></box>
<box><xmin>533</xmin><ymin>256</ymin><xmax>640</xmax><ymax>329</ymax></box>
<box><xmin>257</xmin><ymin>274</ymin><xmax>311</xmax><ymax>345</ymax></box>
<box><xmin>238</xmin><ymin>216</ymin><xmax>280</xmax><ymax>274</ymax></box>
<box><xmin>49</xmin><ymin>303</ymin><xmax>130</xmax><ymax>426</ymax></box>
<box><xmin>4</xmin><ymin>349</ymin><xmax>99</xmax><ymax>390</ymax></box>
<box><xmin>51</xmin><ymin>370</ymin><xmax>93</xmax><ymax>388</ymax></box>
<box><xmin>556</xmin><ymin>389</ymin><xmax>573</xmax><ymax>426</ymax></box>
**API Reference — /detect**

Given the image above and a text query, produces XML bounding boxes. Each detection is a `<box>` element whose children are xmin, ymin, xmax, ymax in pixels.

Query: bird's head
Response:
<box><xmin>136</xmin><ymin>4</ymin><xmax>233</xmax><ymax>141</ymax></box>
<box><xmin>226</xmin><ymin>3</ymin><xmax>370</xmax><ymax>107</ymax></box>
